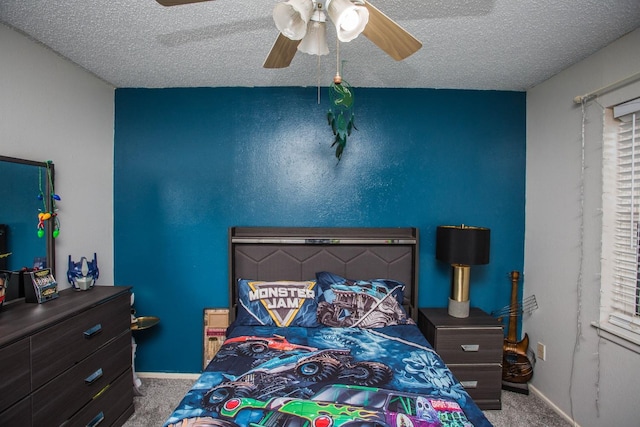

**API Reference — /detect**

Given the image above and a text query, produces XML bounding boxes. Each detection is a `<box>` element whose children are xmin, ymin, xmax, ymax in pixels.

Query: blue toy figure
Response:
<box><xmin>67</xmin><ymin>253</ymin><xmax>99</xmax><ymax>291</ymax></box>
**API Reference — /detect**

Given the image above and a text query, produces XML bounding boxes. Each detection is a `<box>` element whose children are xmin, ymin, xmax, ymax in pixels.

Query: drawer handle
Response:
<box><xmin>460</xmin><ymin>380</ymin><xmax>478</xmax><ymax>389</ymax></box>
<box><xmin>461</xmin><ymin>344</ymin><xmax>479</xmax><ymax>352</ymax></box>
<box><xmin>87</xmin><ymin>411</ymin><xmax>105</xmax><ymax>427</ymax></box>
<box><xmin>84</xmin><ymin>323</ymin><xmax>103</xmax><ymax>338</ymax></box>
<box><xmin>85</xmin><ymin>368</ymin><xmax>104</xmax><ymax>385</ymax></box>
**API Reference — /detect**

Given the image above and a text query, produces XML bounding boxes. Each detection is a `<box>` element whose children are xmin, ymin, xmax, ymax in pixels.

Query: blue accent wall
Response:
<box><xmin>0</xmin><ymin>161</ymin><xmax>48</xmax><ymax>271</ymax></box>
<box><xmin>115</xmin><ymin>87</ymin><xmax>525</xmax><ymax>373</ymax></box>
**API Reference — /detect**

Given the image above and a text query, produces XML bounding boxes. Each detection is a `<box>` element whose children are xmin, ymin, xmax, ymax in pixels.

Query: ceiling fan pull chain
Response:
<box><xmin>334</xmin><ymin>37</ymin><xmax>341</xmax><ymax>82</ymax></box>
<box><xmin>317</xmin><ymin>55</ymin><xmax>322</xmax><ymax>104</ymax></box>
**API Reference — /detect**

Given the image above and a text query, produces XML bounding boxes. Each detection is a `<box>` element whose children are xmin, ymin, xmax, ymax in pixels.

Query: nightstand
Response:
<box><xmin>418</xmin><ymin>307</ymin><xmax>503</xmax><ymax>410</ymax></box>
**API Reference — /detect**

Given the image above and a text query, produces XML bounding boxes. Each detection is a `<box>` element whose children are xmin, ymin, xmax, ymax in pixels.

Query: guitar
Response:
<box><xmin>502</xmin><ymin>270</ymin><xmax>533</xmax><ymax>383</ymax></box>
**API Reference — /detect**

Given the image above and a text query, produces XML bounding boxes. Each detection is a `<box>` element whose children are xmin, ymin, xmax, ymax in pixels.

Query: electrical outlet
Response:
<box><xmin>537</xmin><ymin>342</ymin><xmax>546</xmax><ymax>361</ymax></box>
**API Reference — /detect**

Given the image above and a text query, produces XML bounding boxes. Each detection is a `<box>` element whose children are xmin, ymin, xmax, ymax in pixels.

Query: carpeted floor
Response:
<box><xmin>483</xmin><ymin>389</ymin><xmax>572</xmax><ymax>427</ymax></box>
<box><xmin>123</xmin><ymin>377</ymin><xmax>572</xmax><ymax>427</ymax></box>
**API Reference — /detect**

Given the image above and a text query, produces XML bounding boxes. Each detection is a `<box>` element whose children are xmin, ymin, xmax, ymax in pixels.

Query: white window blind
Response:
<box><xmin>608</xmin><ymin>98</ymin><xmax>640</xmax><ymax>332</ymax></box>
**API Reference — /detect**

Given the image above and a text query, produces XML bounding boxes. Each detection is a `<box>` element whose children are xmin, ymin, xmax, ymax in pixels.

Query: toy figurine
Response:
<box><xmin>67</xmin><ymin>253</ymin><xmax>99</xmax><ymax>291</ymax></box>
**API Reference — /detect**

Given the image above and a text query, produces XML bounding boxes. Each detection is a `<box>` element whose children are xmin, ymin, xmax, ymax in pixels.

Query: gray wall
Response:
<box><xmin>0</xmin><ymin>23</ymin><xmax>115</xmax><ymax>283</ymax></box>
<box><xmin>526</xmin><ymin>28</ymin><xmax>640</xmax><ymax>426</ymax></box>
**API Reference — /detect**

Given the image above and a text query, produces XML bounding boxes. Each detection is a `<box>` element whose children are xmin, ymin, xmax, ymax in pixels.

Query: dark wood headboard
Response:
<box><xmin>228</xmin><ymin>227</ymin><xmax>419</xmax><ymax>321</ymax></box>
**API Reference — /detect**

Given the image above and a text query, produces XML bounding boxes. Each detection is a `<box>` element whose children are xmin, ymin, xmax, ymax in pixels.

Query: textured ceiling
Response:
<box><xmin>1</xmin><ymin>0</ymin><xmax>639</xmax><ymax>90</ymax></box>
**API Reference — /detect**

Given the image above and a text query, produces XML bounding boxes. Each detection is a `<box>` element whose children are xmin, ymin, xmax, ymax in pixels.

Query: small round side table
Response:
<box><xmin>131</xmin><ymin>316</ymin><xmax>160</xmax><ymax>395</ymax></box>
<box><xmin>131</xmin><ymin>315</ymin><xmax>160</xmax><ymax>331</ymax></box>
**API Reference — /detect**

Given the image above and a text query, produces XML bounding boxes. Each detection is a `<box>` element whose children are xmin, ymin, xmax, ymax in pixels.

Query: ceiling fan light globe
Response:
<box><xmin>327</xmin><ymin>0</ymin><xmax>369</xmax><ymax>42</ymax></box>
<box><xmin>340</xmin><ymin>9</ymin><xmax>360</xmax><ymax>32</ymax></box>
<box><xmin>273</xmin><ymin>0</ymin><xmax>315</xmax><ymax>40</ymax></box>
<box><xmin>298</xmin><ymin>21</ymin><xmax>330</xmax><ymax>56</ymax></box>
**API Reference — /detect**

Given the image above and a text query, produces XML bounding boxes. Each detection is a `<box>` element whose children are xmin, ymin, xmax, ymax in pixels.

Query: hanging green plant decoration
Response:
<box><xmin>36</xmin><ymin>161</ymin><xmax>61</xmax><ymax>239</ymax></box>
<box><xmin>327</xmin><ymin>74</ymin><xmax>357</xmax><ymax>161</ymax></box>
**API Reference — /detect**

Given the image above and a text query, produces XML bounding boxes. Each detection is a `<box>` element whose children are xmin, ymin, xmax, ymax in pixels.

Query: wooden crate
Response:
<box><xmin>203</xmin><ymin>308</ymin><xmax>229</xmax><ymax>369</ymax></box>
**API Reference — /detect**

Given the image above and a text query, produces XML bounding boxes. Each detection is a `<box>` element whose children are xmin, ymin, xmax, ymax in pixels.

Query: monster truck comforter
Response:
<box><xmin>164</xmin><ymin>324</ymin><xmax>492</xmax><ymax>427</ymax></box>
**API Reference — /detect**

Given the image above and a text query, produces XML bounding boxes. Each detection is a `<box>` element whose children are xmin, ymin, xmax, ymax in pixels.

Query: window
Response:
<box><xmin>600</xmin><ymin>97</ymin><xmax>640</xmax><ymax>348</ymax></box>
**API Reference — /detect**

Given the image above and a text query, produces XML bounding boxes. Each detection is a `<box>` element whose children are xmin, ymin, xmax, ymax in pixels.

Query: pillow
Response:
<box><xmin>235</xmin><ymin>279</ymin><xmax>320</xmax><ymax>327</ymax></box>
<box><xmin>315</xmin><ymin>271</ymin><xmax>414</xmax><ymax>328</ymax></box>
<box><xmin>316</xmin><ymin>271</ymin><xmax>406</xmax><ymax>304</ymax></box>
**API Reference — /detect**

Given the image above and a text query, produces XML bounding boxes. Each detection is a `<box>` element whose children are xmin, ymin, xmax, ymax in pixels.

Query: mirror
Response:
<box><xmin>0</xmin><ymin>155</ymin><xmax>56</xmax><ymax>302</ymax></box>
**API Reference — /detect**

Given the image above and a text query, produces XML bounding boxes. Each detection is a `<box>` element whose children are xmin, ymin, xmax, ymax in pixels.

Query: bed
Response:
<box><xmin>164</xmin><ymin>227</ymin><xmax>493</xmax><ymax>427</ymax></box>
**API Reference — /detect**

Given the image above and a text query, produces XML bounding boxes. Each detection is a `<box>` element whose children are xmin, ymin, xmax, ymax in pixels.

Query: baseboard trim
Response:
<box><xmin>529</xmin><ymin>385</ymin><xmax>581</xmax><ymax>427</ymax></box>
<box><xmin>137</xmin><ymin>372</ymin><xmax>200</xmax><ymax>380</ymax></box>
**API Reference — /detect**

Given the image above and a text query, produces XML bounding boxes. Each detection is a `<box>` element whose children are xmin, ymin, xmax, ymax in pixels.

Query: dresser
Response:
<box><xmin>418</xmin><ymin>307</ymin><xmax>503</xmax><ymax>410</ymax></box>
<box><xmin>0</xmin><ymin>285</ymin><xmax>134</xmax><ymax>426</ymax></box>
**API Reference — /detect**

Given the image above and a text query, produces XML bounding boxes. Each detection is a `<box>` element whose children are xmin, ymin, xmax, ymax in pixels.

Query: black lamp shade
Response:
<box><xmin>436</xmin><ymin>225</ymin><xmax>490</xmax><ymax>265</ymax></box>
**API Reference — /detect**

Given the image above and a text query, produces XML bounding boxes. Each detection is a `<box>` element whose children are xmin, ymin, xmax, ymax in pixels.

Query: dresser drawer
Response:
<box><xmin>449</xmin><ymin>364</ymin><xmax>502</xmax><ymax>410</ymax></box>
<box><xmin>0</xmin><ymin>338</ymin><xmax>30</xmax><ymax>412</ymax></box>
<box><xmin>65</xmin><ymin>368</ymin><xmax>135</xmax><ymax>427</ymax></box>
<box><xmin>33</xmin><ymin>331</ymin><xmax>131</xmax><ymax>426</ymax></box>
<box><xmin>0</xmin><ymin>395</ymin><xmax>31</xmax><ymax>426</ymax></box>
<box><xmin>432</xmin><ymin>328</ymin><xmax>503</xmax><ymax>364</ymax></box>
<box><xmin>31</xmin><ymin>292</ymin><xmax>131</xmax><ymax>389</ymax></box>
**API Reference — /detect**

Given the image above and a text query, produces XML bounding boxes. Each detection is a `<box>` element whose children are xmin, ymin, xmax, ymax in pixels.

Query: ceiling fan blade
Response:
<box><xmin>263</xmin><ymin>33</ymin><xmax>301</xmax><ymax>69</ymax></box>
<box><xmin>361</xmin><ymin>1</ymin><xmax>422</xmax><ymax>61</ymax></box>
<box><xmin>155</xmin><ymin>0</ymin><xmax>214</xmax><ymax>6</ymax></box>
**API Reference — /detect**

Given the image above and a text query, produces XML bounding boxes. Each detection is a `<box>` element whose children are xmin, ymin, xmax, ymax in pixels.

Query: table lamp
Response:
<box><xmin>436</xmin><ymin>225</ymin><xmax>490</xmax><ymax>318</ymax></box>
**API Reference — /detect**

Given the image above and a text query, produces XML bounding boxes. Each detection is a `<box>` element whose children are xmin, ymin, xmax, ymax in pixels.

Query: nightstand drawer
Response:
<box><xmin>449</xmin><ymin>364</ymin><xmax>502</xmax><ymax>410</ymax></box>
<box><xmin>432</xmin><ymin>328</ymin><xmax>503</xmax><ymax>364</ymax></box>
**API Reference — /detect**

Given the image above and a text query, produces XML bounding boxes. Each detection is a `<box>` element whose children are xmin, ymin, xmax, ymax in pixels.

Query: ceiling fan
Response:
<box><xmin>155</xmin><ymin>0</ymin><xmax>422</xmax><ymax>69</ymax></box>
